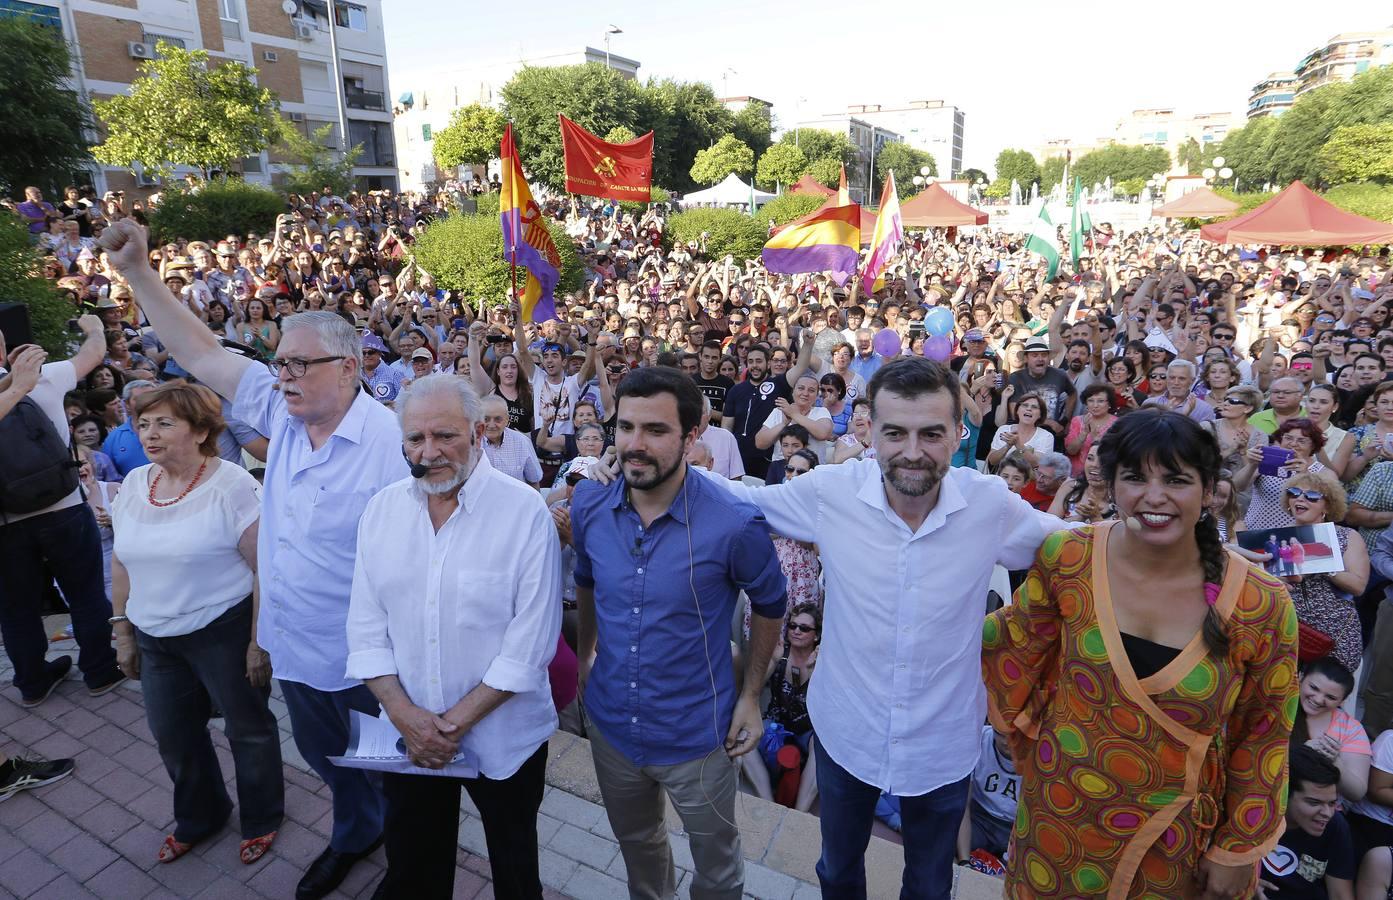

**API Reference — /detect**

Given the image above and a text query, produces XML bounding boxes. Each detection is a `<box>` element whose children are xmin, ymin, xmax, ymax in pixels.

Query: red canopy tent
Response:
<box><xmin>1200</xmin><ymin>181</ymin><xmax>1393</xmax><ymax>246</ymax></box>
<box><xmin>898</xmin><ymin>183</ymin><xmax>989</xmax><ymax>227</ymax></box>
<box><xmin>789</xmin><ymin>174</ymin><xmax>835</xmax><ymax>197</ymax></box>
<box><xmin>1151</xmin><ymin>186</ymin><xmax>1239</xmax><ymax>219</ymax></box>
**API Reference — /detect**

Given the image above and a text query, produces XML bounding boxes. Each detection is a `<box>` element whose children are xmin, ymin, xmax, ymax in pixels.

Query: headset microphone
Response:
<box><xmin>402</xmin><ymin>448</ymin><xmax>429</xmax><ymax>479</ymax></box>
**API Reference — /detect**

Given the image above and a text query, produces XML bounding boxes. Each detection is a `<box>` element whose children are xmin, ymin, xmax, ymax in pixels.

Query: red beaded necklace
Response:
<box><xmin>147</xmin><ymin>458</ymin><xmax>210</xmax><ymax>508</ymax></box>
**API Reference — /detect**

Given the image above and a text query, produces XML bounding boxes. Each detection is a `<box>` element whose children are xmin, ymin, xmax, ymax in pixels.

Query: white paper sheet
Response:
<box><xmin>328</xmin><ymin>710</ymin><xmax>479</xmax><ymax>779</ymax></box>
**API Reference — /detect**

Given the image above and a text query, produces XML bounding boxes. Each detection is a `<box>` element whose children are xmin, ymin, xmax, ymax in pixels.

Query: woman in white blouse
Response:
<box><xmin>109</xmin><ymin>382</ymin><xmax>282</xmax><ymax>867</ymax></box>
<box><xmin>757</xmin><ymin>373</ymin><xmax>834</xmax><ymax>462</ymax></box>
<box><xmin>987</xmin><ymin>390</ymin><xmax>1054</xmax><ymax>470</ymax></box>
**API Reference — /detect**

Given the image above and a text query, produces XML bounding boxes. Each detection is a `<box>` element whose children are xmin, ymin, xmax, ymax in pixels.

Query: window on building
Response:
<box><xmin>0</xmin><ymin>0</ymin><xmax>62</xmax><ymax>28</ymax></box>
<box><xmin>333</xmin><ymin>1</ymin><xmax>367</xmax><ymax>30</ymax></box>
<box><xmin>422</xmin><ymin>124</ymin><xmax>432</xmax><ymax>142</ymax></box>
<box><xmin>219</xmin><ymin>0</ymin><xmax>241</xmax><ymax>40</ymax></box>
<box><xmin>348</xmin><ymin>120</ymin><xmax>393</xmax><ymax>167</ymax></box>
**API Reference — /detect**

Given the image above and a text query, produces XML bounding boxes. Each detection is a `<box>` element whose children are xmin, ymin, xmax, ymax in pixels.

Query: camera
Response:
<box><xmin>486</xmin><ymin>334</ymin><xmax>508</xmax><ymax>344</ymax></box>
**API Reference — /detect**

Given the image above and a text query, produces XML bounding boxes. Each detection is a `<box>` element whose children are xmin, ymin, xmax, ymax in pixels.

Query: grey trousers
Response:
<box><xmin>587</xmin><ymin>721</ymin><xmax>743</xmax><ymax>900</ymax></box>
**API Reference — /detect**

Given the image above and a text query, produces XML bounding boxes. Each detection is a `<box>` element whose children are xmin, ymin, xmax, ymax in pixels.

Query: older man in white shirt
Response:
<box><xmin>101</xmin><ymin>220</ymin><xmax>403</xmax><ymax>900</ymax></box>
<box><xmin>348</xmin><ymin>374</ymin><xmax>560</xmax><ymax>900</ymax></box>
<box><xmin>695</xmin><ymin>356</ymin><xmax>1068</xmax><ymax>900</ymax></box>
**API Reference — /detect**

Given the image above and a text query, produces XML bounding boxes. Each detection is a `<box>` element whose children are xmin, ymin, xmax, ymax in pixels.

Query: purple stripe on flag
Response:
<box><xmin>762</xmin><ymin>245</ymin><xmax>858</xmax><ymax>286</ymax></box>
<box><xmin>500</xmin><ymin>208</ymin><xmax>560</xmax><ymax>302</ymax></box>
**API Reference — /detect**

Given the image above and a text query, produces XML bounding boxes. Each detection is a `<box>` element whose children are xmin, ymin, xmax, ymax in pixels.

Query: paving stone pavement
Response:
<box><xmin>0</xmin><ymin>637</ymin><xmax>822</xmax><ymax>899</ymax></box>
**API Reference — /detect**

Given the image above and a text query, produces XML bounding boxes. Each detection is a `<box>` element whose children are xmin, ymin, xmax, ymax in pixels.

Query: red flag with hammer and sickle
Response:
<box><xmin>559</xmin><ymin>114</ymin><xmax>654</xmax><ymax>203</ymax></box>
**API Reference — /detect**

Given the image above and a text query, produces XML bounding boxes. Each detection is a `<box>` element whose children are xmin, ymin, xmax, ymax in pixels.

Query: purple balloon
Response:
<box><xmin>923</xmin><ymin>334</ymin><xmax>953</xmax><ymax>362</ymax></box>
<box><xmin>872</xmin><ymin>328</ymin><xmax>902</xmax><ymax>358</ymax></box>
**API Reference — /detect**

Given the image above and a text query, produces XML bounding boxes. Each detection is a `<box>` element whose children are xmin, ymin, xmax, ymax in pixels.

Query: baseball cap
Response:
<box><xmin>1024</xmin><ymin>338</ymin><xmax>1051</xmax><ymax>353</ymax></box>
<box><xmin>361</xmin><ymin>333</ymin><xmax>388</xmax><ymax>353</ymax></box>
<box><xmin>410</xmin><ymin>347</ymin><xmax>434</xmax><ymax>362</ymax></box>
<box><xmin>963</xmin><ymin>329</ymin><xmax>986</xmax><ymax>342</ymax></box>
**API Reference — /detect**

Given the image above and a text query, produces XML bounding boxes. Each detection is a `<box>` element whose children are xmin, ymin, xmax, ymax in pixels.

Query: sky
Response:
<box><xmin>383</xmin><ymin>1</ymin><xmax>1389</xmax><ymax>175</ymax></box>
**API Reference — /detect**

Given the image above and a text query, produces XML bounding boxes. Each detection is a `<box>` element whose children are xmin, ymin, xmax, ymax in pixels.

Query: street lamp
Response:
<box><xmin>1219</xmin><ymin>166</ymin><xmax>1235</xmax><ymax>189</ymax></box>
<box><xmin>919</xmin><ymin>166</ymin><xmax>932</xmax><ymax>180</ymax></box>
<box><xmin>912</xmin><ymin>175</ymin><xmax>925</xmax><ymax>188</ymax></box>
<box><xmin>603</xmin><ymin>25</ymin><xmax>622</xmax><ymax>70</ymax></box>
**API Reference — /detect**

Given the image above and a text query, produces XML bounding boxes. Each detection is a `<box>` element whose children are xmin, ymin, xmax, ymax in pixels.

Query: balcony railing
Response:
<box><xmin>344</xmin><ymin>88</ymin><xmax>385</xmax><ymax>111</ymax></box>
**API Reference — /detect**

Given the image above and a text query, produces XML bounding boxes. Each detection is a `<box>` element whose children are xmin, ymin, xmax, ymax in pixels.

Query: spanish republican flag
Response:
<box><xmin>499</xmin><ymin>124</ymin><xmax>560</xmax><ymax>323</ymax></box>
<box><xmin>762</xmin><ymin>203</ymin><xmax>861</xmax><ymax>286</ymax></box>
<box><xmin>861</xmin><ymin>171</ymin><xmax>903</xmax><ymax>295</ymax></box>
<box><xmin>559</xmin><ymin>115</ymin><xmax>653</xmax><ymax>203</ymax></box>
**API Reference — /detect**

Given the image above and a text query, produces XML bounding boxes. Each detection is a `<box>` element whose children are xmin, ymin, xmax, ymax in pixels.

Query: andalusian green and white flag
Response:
<box><xmin>1070</xmin><ymin>176</ymin><xmax>1092</xmax><ymax>271</ymax></box>
<box><xmin>1025</xmin><ymin>203</ymin><xmax>1060</xmax><ymax>279</ymax></box>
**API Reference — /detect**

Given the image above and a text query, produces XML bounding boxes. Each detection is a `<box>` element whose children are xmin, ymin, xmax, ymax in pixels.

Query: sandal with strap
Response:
<box><xmin>157</xmin><ymin>834</ymin><xmax>195</xmax><ymax>864</ymax></box>
<box><xmin>239</xmin><ymin>831</ymin><xmax>277</xmax><ymax>865</ymax></box>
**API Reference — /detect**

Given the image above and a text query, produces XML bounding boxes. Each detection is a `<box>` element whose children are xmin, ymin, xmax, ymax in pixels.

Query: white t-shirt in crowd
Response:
<box><xmin>990</xmin><ymin>425</ymin><xmax>1055</xmax><ymax>458</ymax></box>
<box><xmin>697</xmin><ymin>423</ymin><xmax>745</xmax><ymax>480</ymax></box>
<box><xmin>112</xmin><ymin>460</ymin><xmax>260</xmax><ymax>637</ymax></box>
<box><xmin>4</xmin><ymin>360</ymin><xmax>82</xmax><ymax>525</ymax></box>
<box><xmin>1349</xmin><ymin>730</ymin><xmax>1393</xmax><ymax>826</ymax></box>
<box><xmin>531</xmin><ymin>369</ymin><xmax>583</xmax><ymax>435</ymax></box>
<box><xmin>763</xmin><ymin>405</ymin><xmax>833</xmax><ymax>462</ymax></box>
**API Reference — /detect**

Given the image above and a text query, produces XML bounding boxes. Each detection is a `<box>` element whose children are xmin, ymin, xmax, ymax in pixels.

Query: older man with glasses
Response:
<box><xmin>101</xmin><ymin>219</ymin><xmax>406</xmax><ymax>900</ymax></box>
<box><xmin>1250</xmin><ymin>377</ymin><xmax>1307</xmax><ymax>437</ymax></box>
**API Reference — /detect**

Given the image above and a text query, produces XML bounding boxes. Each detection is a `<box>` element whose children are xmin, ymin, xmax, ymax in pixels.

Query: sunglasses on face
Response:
<box><xmin>1285</xmin><ymin>487</ymin><xmax>1325</xmax><ymax>502</ymax></box>
<box><xmin>787</xmin><ymin>622</ymin><xmax>817</xmax><ymax>633</ymax></box>
<box><xmin>1222</xmin><ymin>396</ymin><xmax>1250</xmax><ymax>406</ymax></box>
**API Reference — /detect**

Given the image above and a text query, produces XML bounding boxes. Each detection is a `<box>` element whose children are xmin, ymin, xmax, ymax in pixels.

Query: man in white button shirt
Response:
<box><xmin>101</xmin><ymin>220</ymin><xmax>403</xmax><ymax>900</ymax></box>
<box><xmin>348</xmin><ymin>375</ymin><xmax>560</xmax><ymax>899</ymax></box>
<box><xmin>697</xmin><ymin>356</ymin><xmax>1068</xmax><ymax>899</ymax></box>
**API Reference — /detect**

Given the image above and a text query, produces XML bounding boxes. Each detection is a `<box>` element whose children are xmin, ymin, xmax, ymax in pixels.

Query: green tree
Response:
<box><xmin>0</xmin><ymin>18</ymin><xmax>90</xmax><ymax>198</ymax></box>
<box><xmin>753</xmin><ymin>192</ymin><xmax>826</xmax><ymax>229</ymax></box>
<box><xmin>1269</xmin><ymin>82</ymin><xmax>1348</xmax><ymax>186</ymax></box>
<box><xmin>1071</xmin><ymin>145</ymin><xmax>1170</xmax><ymax>189</ymax></box>
<box><xmin>875</xmin><ymin>142</ymin><xmax>935</xmax><ymax>197</ymax></box>
<box><xmin>1319</xmin><ymin>124</ymin><xmax>1393</xmax><ymax>184</ymax></box>
<box><xmin>689</xmin><ymin>134</ymin><xmax>753</xmax><ymax>185</ymax></box>
<box><xmin>1117</xmin><ymin>177</ymin><xmax>1146</xmax><ymax>198</ymax></box>
<box><xmin>1039</xmin><ymin>158</ymin><xmax>1066</xmax><ymax>193</ymax></box>
<box><xmin>755</xmin><ymin>142</ymin><xmax>807</xmax><ymax>190</ymax></box>
<box><xmin>604</xmin><ymin>125</ymin><xmax>638</xmax><ymax>143</ymax></box>
<box><xmin>92</xmin><ymin>42</ymin><xmax>280</xmax><ymax>180</ymax></box>
<box><xmin>983</xmin><ymin>178</ymin><xmax>1011</xmax><ymax>200</ymax></box>
<box><xmin>994</xmin><ymin>149</ymin><xmax>1040</xmax><ymax>189</ymax></box>
<box><xmin>731</xmin><ymin>101</ymin><xmax>773</xmax><ymax>160</ymax></box>
<box><xmin>640</xmin><ymin>78</ymin><xmax>734</xmax><ymax>192</ymax></box>
<box><xmin>803</xmin><ymin>157</ymin><xmax>843</xmax><ymax>189</ymax></box>
<box><xmin>1322</xmin><ymin>183</ymin><xmax>1393</xmax><ymax>222</ymax></box>
<box><xmin>0</xmin><ymin>211</ymin><xmax>70</xmax><ymax>353</ymax></box>
<box><xmin>1215</xmin><ymin>117</ymin><xmax>1279</xmax><ymax>191</ymax></box>
<box><xmin>500</xmin><ymin>64</ymin><xmax>648</xmax><ymax>189</ymax></box>
<box><xmin>1322</xmin><ymin>65</ymin><xmax>1393</xmax><ymax>132</ymax></box>
<box><xmin>431</xmin><ymin>103</ymin><xmax>506</xmax><ymax>172</ymax></box>
<box><xmin>664</xmin><ymin>208</ymin><xmax>765</xmax><ymax>263</ymax></box>
<box><xmin>412</xmin><ymin>214</ymin><xmax>582</xmax><ymax>308</ymax></box>
<box><xmin>780</xmin><ymin>128</ymin><xmax>857</xmax><ymax>168</ymax></box>
<box><xmin>1177</xmin><ymin>138</ymin><xmax>1205</xmax><ymax>175</ymax></box>
<box><xmin>274</xmin><ymin>121</ymin><xmax>362</xmax><ymax>198</ymax></box>
<box><xmin>960</xmin><ymin>167</ymin><xmax>989</xmax><ymax>187</ymax></box>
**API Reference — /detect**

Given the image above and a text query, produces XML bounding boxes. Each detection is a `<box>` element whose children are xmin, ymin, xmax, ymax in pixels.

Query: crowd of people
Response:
<box><xmin>2</xmin><ymin>177</ymin><xmax>1393</xmax><ymax>899</ymax></box>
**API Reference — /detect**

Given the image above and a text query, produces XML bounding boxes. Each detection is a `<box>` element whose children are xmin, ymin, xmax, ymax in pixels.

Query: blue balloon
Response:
<box><xmin>924</xmin><ymin>307</ymin><xmax>954</xmax><ymax>337</ymax></box>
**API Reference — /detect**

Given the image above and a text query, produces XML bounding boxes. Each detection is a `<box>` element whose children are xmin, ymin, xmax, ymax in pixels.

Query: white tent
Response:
<box><xmin>680</xmin><ymin>174</ymin><xmax>774</xmax><ymax>211</ymax></box>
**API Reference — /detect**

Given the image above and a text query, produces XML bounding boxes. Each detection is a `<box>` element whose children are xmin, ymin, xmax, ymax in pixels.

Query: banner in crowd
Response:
<box><xmin>559</xmin><ymin>115</ymin><xmax>654</xmax><ymax>203</ymax></box>
<box><xmin>762</xmin><ymin>203</ymin><xmax>862</xmax><ymax>286</ymax></box>
<box><xmin>1025</xmin><ymin>204</ymin><xmax>1060</xmax><ymax>279</ymax></box>
<box><xmin>500</xmin><ymin>124</ymin><xmax>560</xmax><ymax>322</ymax></box>
<box><xmin>861</xmin><ymin>171</ymin><xmax>903</xmax><ymax>295</ymax></box>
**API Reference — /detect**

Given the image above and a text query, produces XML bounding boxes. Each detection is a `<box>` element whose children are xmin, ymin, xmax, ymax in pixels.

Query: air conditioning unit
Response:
<box><xmin>128</xmin><ymin>41</ymin><xmax>155</xmax><ymax>60</ymax></box>
<box><xmin>135</xmin><ymin>170</ymin><xmax>160</xmax><ymax>187</ymax></box>
<box><xmin>287</xmin><ymin>111</ymin><xmax>306</xmax><ymax>123</ymax></box>
<box><xmin>295</xmin><ymin>22</ymin><xmax>314</xmax><ymax>40</ymax></box>
<box><xmin>262</xmin><ymin>50</ymin><xmax>279</xmax><ymax>62</ymax></box>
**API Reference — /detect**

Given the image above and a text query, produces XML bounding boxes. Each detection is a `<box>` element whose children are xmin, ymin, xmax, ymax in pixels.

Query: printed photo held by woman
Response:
<box><xmin>109</xmin><ymin>382</ymin><xmax>283</xmax><ymax>867</ymax></box>
<box><xmin>983</xmin><ymin>409</ymin><xmax>1298</xmax><ymax>898</ymax></box>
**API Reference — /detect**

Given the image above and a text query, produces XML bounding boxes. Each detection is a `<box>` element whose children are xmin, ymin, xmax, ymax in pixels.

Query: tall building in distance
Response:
<box><xmin>392</xmin><ymin>48</ymin><xmax>641</xmax><ymax>191</ymax></box>
<box><xmin>791</xmin><ymin>113</ymin><xmax>901</xmax><ymax>204</ymax></box>
<box><xmin>843</xmin><ymin>101</ymin><xmax>964</xmax><ymax>180</ymax></box>
<box><xmin>1036</xmin><ymin>108</ymin><xmax>1243</xmax><ymax>176</ymax></box>
<box><xmin>5</xmin><ymin>0</ymin><xmax>398</xmax><ymax>194</ymax></box>
<box><xmin>1248</xmin><ymin>28</ymin><xmax>1393</xmax><ymax>119</ymax></box>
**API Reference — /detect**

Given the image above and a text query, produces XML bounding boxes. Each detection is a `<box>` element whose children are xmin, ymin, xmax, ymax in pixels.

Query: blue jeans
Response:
<box><xmin>280</xmin><ymin>679</ymin><xmax>384</xmax><ymax>853</ymax></box>
<box><xmin>138</xmin><ymin>597</ymin><xmax>283</xmax><ymax>841</ymax></box>
<box><xmin>0</xmin><ymin>504</ymin><xmax>119</xmax><ymax>697</ymax></box>
<box><xmin>815</xmin><ymin>736</ymin><xmax>969</xmax><ymax>900</ymax></box>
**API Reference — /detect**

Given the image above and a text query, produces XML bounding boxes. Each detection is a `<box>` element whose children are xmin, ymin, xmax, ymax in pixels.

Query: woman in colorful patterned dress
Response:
<box><xmin>983</xmin><ymin>409</ymin><xmax>1299</xmax><ymax>899</ymax></box>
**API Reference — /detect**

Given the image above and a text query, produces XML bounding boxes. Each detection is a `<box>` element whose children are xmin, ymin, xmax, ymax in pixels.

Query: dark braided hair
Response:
<box><xmin>1097</xmin><ymin>409</ymin><xmax>1230</xmax><ymax>656</ymax></box>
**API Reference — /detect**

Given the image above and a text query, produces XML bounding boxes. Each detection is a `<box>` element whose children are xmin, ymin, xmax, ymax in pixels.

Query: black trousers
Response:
<box><xmin>378</xmin><ymin>741</ymin><xmax>548</xmax><ymax>900</ymax></box>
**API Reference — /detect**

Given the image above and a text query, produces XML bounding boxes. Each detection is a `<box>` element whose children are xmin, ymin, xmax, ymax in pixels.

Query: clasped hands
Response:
<box><xmin>389</xmin><ymin>702</ymin><xmax>464</xmax><ymax>769</ymax></box>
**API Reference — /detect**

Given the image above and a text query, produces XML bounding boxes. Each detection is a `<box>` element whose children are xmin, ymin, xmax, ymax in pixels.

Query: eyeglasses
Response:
<box><xmin>267</xmin><ymin>356</ymin><xmax>344</xmax><ymax>378</ymax></box>
<box><xmin>787</xmin><ymin>622</ymin><xmax>817</xmax><ymax>633</ymax></box>
<box><xmin>1285</xmin><ymin>487</ymin><xmax>1325</xmax><ymax>502</ymax></box>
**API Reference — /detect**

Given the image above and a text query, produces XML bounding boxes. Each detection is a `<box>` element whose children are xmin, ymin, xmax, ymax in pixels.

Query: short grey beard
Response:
<box><xmin>411</xmin><ymin>459</ymin><xmax>470</xmax><ymax>497</ymax></box>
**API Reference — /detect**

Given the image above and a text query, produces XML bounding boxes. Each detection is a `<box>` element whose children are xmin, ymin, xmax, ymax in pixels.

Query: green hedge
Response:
<box><xmin>147</xmin><ymin>180</ymin><xmax>284</xmax><ymax>245</ymax></box>
<box><xmin>664</xmin><ymin>207</ymin><xmax>766</xmax><ymax>264</ymax></box>
<box><xmin>412</xmin><ymin>213</ymin><xmax>583</xmax><ymax>309</ymax></box>
<box><xmin>753</xmin><ymin>192</ymin><xmax>825</xmax><ymax>229</ymax></box>
<box><xmin>1323</xmin><ymin>183</ymin><xmax>1393</xmax><ymax>223</ymax></box>
<box><xmin>0</xmin><ymin>212</ymin><xmax>73</xmax><ymax>354</ymax></box>
<box><xmin>618</xmin><ymin>186</ymin><xmax>671</xmax><ymax>215</ymax></box>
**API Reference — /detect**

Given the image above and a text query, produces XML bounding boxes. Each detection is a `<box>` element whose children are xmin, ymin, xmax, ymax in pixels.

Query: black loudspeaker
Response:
<box><xmin>0</xmin><ymin>302</ymin><xmax>34</xmax><ymax>351</ymax></box>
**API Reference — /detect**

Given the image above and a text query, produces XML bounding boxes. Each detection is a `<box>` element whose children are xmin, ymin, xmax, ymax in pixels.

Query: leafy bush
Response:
<box><xmin>1212</xmin><ymin>187</ymin><xmax>1277</xmax><ymax>214</ymax></box>
<box><xmin>1323</xmin><ymin>183</ymin><xmax>1393</xmax><ymax>223</ymax></box>
<box><xmin>665</xmin><ymin>207</ymin><xmax>766</xmax><ymax>263</ymax></box>
<box><xmin>473</xmin><ymin>191</ymin><xmax>500</xmax><ymax>219</ymax></box>
<box><xmin>0</xmin><ymin>212</ymin><xmax>73</xmax><ymax>354</ymax></box>
<box><xmin>147</xmin><ymin>180</ymin><xmax>284</xmax><ymax>245</ymax></box>
<box><xmin>753</xmin><ymin>192</ymin><xmax>826</xmax><ymax>229</ymax></box>
<box><xmin>412</xmin><ymin>213</ymin><xmax>583</xmax><ymax>310</ymax></box>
